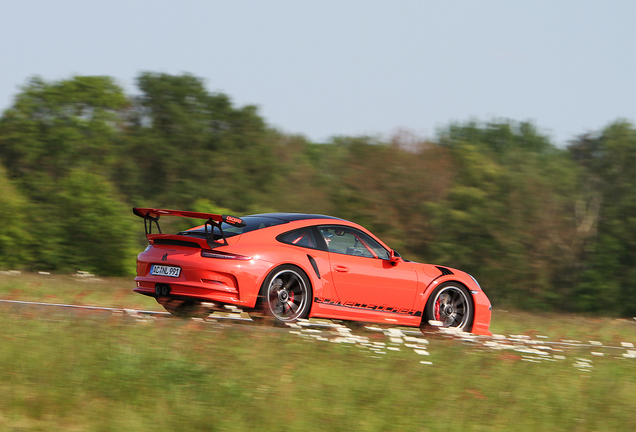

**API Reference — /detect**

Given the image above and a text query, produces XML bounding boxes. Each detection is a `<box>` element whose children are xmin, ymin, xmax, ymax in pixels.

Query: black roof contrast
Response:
<box><xmin>247</xmin><ymin>213</ymin><xmax>345</xmax><ymax>222</ymax></box>
<box><xmin>178</xmin><ymin>213</ymin><xmax>346</xmax><ymax>241</ymax></box>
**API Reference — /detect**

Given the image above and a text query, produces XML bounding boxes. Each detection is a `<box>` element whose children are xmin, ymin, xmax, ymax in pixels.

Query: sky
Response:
<box><xmin>1</xmin><ymin>1</ymin><xmax>635</xmax><ymax>145</ymax></box>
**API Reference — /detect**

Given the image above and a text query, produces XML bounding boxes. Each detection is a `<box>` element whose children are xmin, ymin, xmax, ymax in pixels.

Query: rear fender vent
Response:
<box><xmin>153</xmin><ymin>239</ymin><xmax>202</xmax><ymax>248</ymax></box>
<box><xmin>435</xmin><ymin>266</ymin><xmax>454</xmax><ymax>276</ymax></box>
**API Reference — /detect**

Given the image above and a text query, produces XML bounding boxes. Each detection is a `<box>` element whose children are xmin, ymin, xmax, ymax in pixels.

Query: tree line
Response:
<box><xmin>0</xmin><ymin>73</ymin><xmax>634</xmax><ymax>316</ymax></box>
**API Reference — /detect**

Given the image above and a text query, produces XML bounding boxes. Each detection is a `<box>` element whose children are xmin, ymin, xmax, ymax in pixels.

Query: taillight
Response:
<box><xmin>200</xmin><ymin>250</ymin><xmax>252</xmax><ymax>260</ymax></box>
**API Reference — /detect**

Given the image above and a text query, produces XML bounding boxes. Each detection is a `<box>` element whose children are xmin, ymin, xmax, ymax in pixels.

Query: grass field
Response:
<box><xmin>1</xmin><ymin>272</ymin><xmax>635</xmax><ymax>431</ymax></box>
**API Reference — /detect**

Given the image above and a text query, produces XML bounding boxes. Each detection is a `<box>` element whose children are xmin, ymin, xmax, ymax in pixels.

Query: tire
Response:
<box><xmin>422</xmin><ymin>283</ymin><xmax>473</xmax><ymax>332</ymax></box>
<box><xmin>253</xmin><ymin>265</ymin><xmax>312</xmax><ymax>323</ymax></box>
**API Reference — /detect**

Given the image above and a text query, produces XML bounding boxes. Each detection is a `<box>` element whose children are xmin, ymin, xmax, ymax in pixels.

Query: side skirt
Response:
<box><xmin>310</xmin><ymin>301</ymin><xmax>422</xmax><ymax>327</ymax></box>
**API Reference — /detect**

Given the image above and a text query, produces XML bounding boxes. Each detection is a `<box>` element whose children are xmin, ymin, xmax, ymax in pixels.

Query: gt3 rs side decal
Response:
<box><xmin>314</xmin><ymin>297</ymin><xmax>422</xmax><ymax>317</ymax></box>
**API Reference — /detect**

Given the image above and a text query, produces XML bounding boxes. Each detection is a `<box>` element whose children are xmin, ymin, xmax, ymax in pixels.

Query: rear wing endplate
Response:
<box><xmin>132</xmin><ymin>207</ymin><xmax>246</xmax><ymax>248</ymax></box>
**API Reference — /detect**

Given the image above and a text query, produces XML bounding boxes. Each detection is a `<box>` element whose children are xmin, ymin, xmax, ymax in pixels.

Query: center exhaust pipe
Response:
<box><xmin>155</xmin><ymin>284</ymin><xmax>171</xmax><ymax>297</ymax></box>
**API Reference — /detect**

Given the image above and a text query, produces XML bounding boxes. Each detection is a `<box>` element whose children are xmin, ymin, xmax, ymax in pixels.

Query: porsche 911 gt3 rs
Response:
<box><xmin>133</xmin><ymin>208</ymin><xmax>492</xmax><ymax>335</ymax></box>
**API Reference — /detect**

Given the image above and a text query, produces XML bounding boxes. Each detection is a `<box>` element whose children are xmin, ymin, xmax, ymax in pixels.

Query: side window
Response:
<box><xmin>277</xmin><ymin>227</ymin><xmax>318</xmax><ymax>249</ymax></box>
<box><xmin>318</xmin><ymin>226</ymin><xmax>390</xmax><ymax>260</ymax></box>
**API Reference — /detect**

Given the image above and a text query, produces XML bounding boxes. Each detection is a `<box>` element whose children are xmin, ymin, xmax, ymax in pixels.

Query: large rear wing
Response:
<box><xmin>132</xmin><ymin>207</ymin><xmax>246</xmax><ymax>247</ymax></box>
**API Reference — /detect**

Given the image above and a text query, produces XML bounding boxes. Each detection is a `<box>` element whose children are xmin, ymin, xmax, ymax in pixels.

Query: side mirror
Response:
<box><xmin>389</xmin><ymin>250</ymin><xmax>402</xmax><ymax>265</ymax></box>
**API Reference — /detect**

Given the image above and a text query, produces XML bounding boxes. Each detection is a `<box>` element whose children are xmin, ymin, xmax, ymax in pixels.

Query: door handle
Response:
<box><xmin>334</xmin><ymin>265</ymin><xmax>349</xmax><ymax>273</ymax></box>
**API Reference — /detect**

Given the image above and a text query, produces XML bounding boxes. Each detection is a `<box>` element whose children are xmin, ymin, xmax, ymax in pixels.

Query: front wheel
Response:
<box><xmin>253</xmin><ymin>265</ymin><xmax>312</xmax><ymax>323</ymax></box>
<box><xmin>422</xmin><ymin>283</ymin><xmax>473</xmax><ymax>332</ymax></box>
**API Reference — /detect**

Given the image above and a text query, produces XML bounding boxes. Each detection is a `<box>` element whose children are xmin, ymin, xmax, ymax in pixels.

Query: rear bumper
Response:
<box><xmin>134</xmin><ymin>249</ymin><xmax>273</xmax><ymax>309</ymax></box>
<box><xmin>134</xmin><ymin>278</ymin><xmax>248</xmax><ymax>306</ymax></box>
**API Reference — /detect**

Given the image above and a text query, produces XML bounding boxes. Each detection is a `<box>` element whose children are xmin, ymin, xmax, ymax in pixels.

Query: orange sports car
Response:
<box><xmin>133</xmin><ymin>208</ymin><xmax>492</xmax><ymax>335</ymax></box>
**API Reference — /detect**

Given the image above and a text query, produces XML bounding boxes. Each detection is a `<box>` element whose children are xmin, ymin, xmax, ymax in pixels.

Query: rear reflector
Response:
<box><xmin>200</xmin><ymin>250</ymin><xmax>252</xmax><ymax>260</ymax></box>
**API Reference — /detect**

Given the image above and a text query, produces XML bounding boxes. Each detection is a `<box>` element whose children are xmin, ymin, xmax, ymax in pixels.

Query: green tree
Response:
<box><xmin>0</xmin><ymin>165</ymin><xmax>31</xmax><ymax>269</ymax></box>
<box><xmin>0</xmin><ymin>76</ymin><xmax>136</xmax><ymax>275</ymax></box>
<box><xmin>319</xmin><ymin>134</ymin><xmax>454</xmax><ymax>258</ymax></box>
<box><xmin>265</xmin><ymin>134</ymin><xmax>334</xmax><ymax>215</ymax></box>
<box><xmin>569</xmin><ymin>121</ymin><xmax>636</xmax><ymax>315</ymax></box>
<box><xmin>427</xmin><ymin>121</ymin><xmax>580</xmax><ymax>308</ymax></box>
<box><xmin>53</xmin><ymin>170</ymin><xmax>138</xmax><ymax>276</ymax></box>
<box><xmin>126</xmin><ymin>72</ymin><xmax>276</xmax><ymax>211</ymax></box>
<box><xmin>0</xmin><ymin>76</ymin><xmax>128</xmax><ymax>199</ymax></box>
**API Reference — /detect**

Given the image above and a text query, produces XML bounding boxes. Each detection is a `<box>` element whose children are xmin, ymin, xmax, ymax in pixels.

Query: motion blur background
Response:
<box><xmin>1</xmin><ymin>1</ymin><xmax>635</xmax><ymax>315</ymax></box>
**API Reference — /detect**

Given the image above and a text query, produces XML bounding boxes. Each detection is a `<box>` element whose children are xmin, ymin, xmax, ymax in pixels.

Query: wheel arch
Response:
<box><xmin>254</xmin><ymin>263</ymin><xmax>315</xmax><ymax>322</ymax></box>
<box><xmin>420</xmin><ymin>279</ymin><xmax>476</xmax><ymax>330</ymax></box>
<box><xmin>255</xmin><ymin>262</ymin><xmax>315</xmax><ymax>306</ymax></box>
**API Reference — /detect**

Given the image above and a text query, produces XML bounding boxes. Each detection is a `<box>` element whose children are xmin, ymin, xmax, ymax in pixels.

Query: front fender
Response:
<box><xmin>416</xmin><ymin>269</ymin><xmax>492</xmax><ymax>336</ymax></box>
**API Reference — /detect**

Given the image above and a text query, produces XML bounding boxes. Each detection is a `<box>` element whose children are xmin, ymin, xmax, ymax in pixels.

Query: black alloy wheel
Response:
<box><xmin>261</xmin><ymin>265</ymin><xmax>312</xmax><ymax>323</ymax></box>
<box><xmin>423</xmin><ymin>284</ymin><xmax>473</xmax><ymax>331</ymax></box>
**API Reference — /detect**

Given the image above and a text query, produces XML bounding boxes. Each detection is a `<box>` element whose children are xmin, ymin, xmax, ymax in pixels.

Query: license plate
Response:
<box><xmin>150</xmin><ymin>265</ymin><xmax>181</xmax><ymax>278</ymax></box>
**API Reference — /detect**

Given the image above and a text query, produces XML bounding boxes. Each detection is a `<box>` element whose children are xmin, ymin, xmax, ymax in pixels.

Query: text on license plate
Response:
<box><xmin>150</xmin><ymin>265</ymin><xmax>181</xmax><ymax>278</ymax></box>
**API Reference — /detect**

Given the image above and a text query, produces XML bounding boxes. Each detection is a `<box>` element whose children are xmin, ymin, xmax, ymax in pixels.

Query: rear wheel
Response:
<box><xmin>422</xmin><ymin>283</ymin><xmax>473</xmax><ymax>332</ymax></box>
<box><xmin>253</xmin><ymin>265</ymin><xmax>312</xmax><ymax>323</ymax></box>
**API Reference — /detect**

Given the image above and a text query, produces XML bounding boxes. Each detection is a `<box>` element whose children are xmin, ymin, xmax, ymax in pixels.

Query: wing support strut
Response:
<box><xmin>142</xmin><ymin>213</ymin><xmax>162</xmax><ymax>235</ymax></box>
<box><xmin>204</xmin><ymin>218</ymin><xmax>229</xmax><ymax>248</ymax></box>
<box><xmin>133</xmin><ymin>207</ymin><xmax>246</xmax><ymax>249</ymax></box>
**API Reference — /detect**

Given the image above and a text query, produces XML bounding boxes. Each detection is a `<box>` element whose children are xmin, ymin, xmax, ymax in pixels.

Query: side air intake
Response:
<box><xmin>435</xmin><ymin>266</ymin><xmax>454</xmax><ymax>276</ymax></box>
